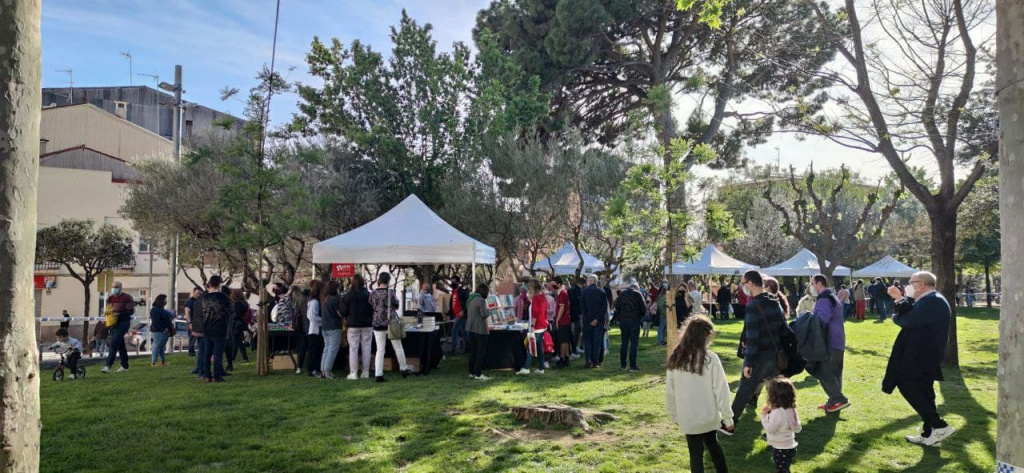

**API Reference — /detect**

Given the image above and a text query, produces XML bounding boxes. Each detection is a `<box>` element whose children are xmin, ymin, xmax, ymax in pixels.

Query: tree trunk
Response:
<box><xmin>984</xmin><ymin>263</ymin><xmax>992</xmax><ymax>309</ymax></box>
<box><xmin>928</xmin><ymin>208</ymin><xmax>959</xmax><ymax>368</ymax></box>
<box><xmin>0</xmin><ymin>1</ymin><xmax>42</xmax><ymax>469</ymax></box>
<box><xmin>996</xmin><ymin>0</ymin><xmax>1024</xmax><ymax>465</ymax></box>
<box><xmin>81</xmin><ymin>281</ymin><xmax>91</xmax><ymax>347</ymax></box>
<box><xmin>256</xmin><ymin>286</ymin><xmax>270</xmax><ymax>376</ymax></box>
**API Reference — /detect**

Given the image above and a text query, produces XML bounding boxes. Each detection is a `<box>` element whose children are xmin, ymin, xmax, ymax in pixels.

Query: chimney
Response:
<box><xmin>114</xmin><ymin>101</ymin><xmax>128</xmax><ymax>119</ymax></box>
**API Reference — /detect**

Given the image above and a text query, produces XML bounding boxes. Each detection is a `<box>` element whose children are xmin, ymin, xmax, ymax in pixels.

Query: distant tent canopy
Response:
<box><xmin>761</xmin><ymin>248</ymin><xmax>852</xmax><ymax>277</ymax></box>
<box><xmin>665</xmin><ymin>244</ymin><xmax>760</xmax><ymax>276</ymax></box>
<box><xmin>311</xmin><ymin>195</ymin><xmax>495</xmax><ymax>265</ymax></box>
<box><xmin>853</xmin><ymin>256</ymin><xmax>919</xmax><ymax>278</ymax></box>
<box><xmin>526</xmin><ymin>242</ymin><xmax>605</xmax><ymax>276</ymax></box>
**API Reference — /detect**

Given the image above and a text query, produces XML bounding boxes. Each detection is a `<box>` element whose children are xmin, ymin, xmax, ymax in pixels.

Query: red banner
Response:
<box><xmin>34</xmin><ymin>275</ymin><xmax>45</xmax><ymax>289</ymax></box>
<box><xmin>331</xmin><ymin>263</ymin><xmax>355</xmax><ymax>278</ymax></box>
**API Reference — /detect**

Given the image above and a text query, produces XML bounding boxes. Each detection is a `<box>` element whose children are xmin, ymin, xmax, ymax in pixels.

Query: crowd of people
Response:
<box><xmin>665</xmin><ymin>269</ymin><xmax>954</xmax><ymax>472</ymax></box>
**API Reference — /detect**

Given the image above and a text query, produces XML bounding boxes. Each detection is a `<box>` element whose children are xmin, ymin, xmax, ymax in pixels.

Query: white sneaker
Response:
<box><xmin>544</xmin><ymin>362</ymin><xmax>551</xmax><ymax>369</ymax></box>
<box><xmin>470</xmin><ymin>374</ymin><xmax>478</xmax><ymax>379</ymax></box>
<box><xmin>360</xmin><ymin>372</ymin><xmax>370</xmax><ymax>379</ymax></box>
<box><xmin>570</xmin><ymin>354</ymin><xmax>580</xmax><ymax>360</ymax></box>
<box><xmin>923</xmin><ymin>426</ymin><xmax>955</xmax><ymax>446</ymax></box>
<box><xmin>347</xmin><ymin>372</ymin><xmax>358</xmax><ymax>380</ymax></box>
<box><xmin>535</xmin><ymin>369</ymin><xmax>544</xmax><ymax>374</ymax></box>
<box><xmin>101</xmin><ymin>366</ymin><xmax>110</xmax><ymax>374</ymax></box>
<box><xmin>116</xmin><ymin>367</ymin><xmax>128</xmax><ymax>373</ymax></box>
<box><xmin>905</xmin><ymin>434</ymin><xmax>926</xmax><ymax>445</ymax></box>
<box><xmin>295</xmin><ymin>368</ymin><xmax>302</xmax><ymax>375</ymax></box>
<box><xmin>476</xmin><ymin>374</ymin><xmax>491</xmax><ymax>381</ymax></box>
<box><xmin>552</xmin><ymin>356</ymin><xmax>561</xmax><ymax>363</ymax></box>
<box><xmin>69</xmin><ymin>374</ymin><xmax>76</xmax><ymax>380</ymax></box>
<box><xmin>515</xmin><ymin>368</ymin><xmax>530</xmax><ymax>375</ymax></box>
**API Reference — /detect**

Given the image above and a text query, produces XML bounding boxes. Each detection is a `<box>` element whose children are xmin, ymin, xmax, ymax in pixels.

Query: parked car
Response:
<box><xmin>127</xmin><ymin>322</ymin><xmax>149</xmax><ymax>351</ymax></box>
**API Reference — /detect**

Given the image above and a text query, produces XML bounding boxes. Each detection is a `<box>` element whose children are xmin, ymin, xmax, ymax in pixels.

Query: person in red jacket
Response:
<box><xmin>554</xmin><ymin>277</ymin><xmax>572</xmax><ymax>368</ymax></box>
<box><xmin>517</xmin><ymin>279</ymin><xmax>549</xmax><ymax>375</ymax></box>
<box><xmin>101</xmin><ymin>281</ymin><xmax>135</xmax><ymax>373</ymax></box>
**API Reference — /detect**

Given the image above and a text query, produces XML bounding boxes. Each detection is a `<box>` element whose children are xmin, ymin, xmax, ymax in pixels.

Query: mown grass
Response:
<box><xmin>41</xmin><ymin>308</ymin><xmax>999</xmax><ymax>472</ymax></box>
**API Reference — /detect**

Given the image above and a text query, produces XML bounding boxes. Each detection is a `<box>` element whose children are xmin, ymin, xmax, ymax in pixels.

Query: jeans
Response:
<box><xmin>657</xmin><ymin>314</ymin><xmax>667</xmax><ymax>344</ymax></box>
<box><xmin>897</xmin><ymin>378</ymin><xmax>948</xmax><ymax>436</ymax></box>
<box><xmin>106</xmin><ymin>325</ymin><xmax>129</xmax><ymax>369</ymax></box>
<box><xmin>843</xmin><ymin>303</ymin><xmax>852</xmax><ymax>318</ymax></box>
<box><xmin>188</xmin><ymin>335</ymin><xmax>197</xmax><ymax>357</ymax></box>
<box><xmin>450</xmin><ymin>317</ymin><xmax>467</xmax><ymax>355</ymax></box>
<box><xmin>619</xmin><ymin>319</ymin><xmax>640</xmax><ymax>369</ymax></box>
<box><xmin>321</xmin><ymin>329</ymin><xmax>342</xmax><ymax>374</ymax></box>
<box><xmin>347</xmin><ymin>327</ymin><xmax>373</xmax><ymax>375</ymax></box>
<box><xmin>374</xmin><ymin>330</ymin><xmax>408</xmax><ymax>377</ymax></box>
<box><xmin>469</xmin><ymin>333</ymin><xmax>489</xmax><ymax>377</ymax></box>
<box><xmin>522</xmin><ymin>332</ymin><xmax>546</xmax><ymax>370</ymax></box>
<box><xmin>583</xmin><ymin>324</ymin><xmax>605</xmax><ymax>366</ymax></box>
<box><xmin>807</xmin><ymin>349</ymin><xmax>848</xmax><ymax>404</ymax></box>
<box><xmin>227</xmin><ymin>332</ymin><xmax>248</xmax><ymax>367</ymax></box>
<box><xmin>686</xmin><ymin>430</ymin><xmax>728</xmax><ymax>473</ymax></box>
<box><xmin>295</xmin><ymin>330</ymin><xmax>307</xmax><ymax>370</ymax></box>
<box><xmin>193</xmin><ymin>335</ymin><xmax>206</xmax><ymax>377</ymax></box>
<box><xmin>731</xmin><ymin>360</ymin><xmax>780</xmax><ymax>424</ymax></box>
<box><xmin>572</xmin><ymin>320</ymin><xmax>583</xmax><ymax>352</ymax></box>
<box><xmin>151</xmin><ymin>331</ymin><xmax>169</xmax><ymax>364</ymax></box>
<box><xmin>203</xmin><ymin>336</ymin><xmax>227</xmax><ymax>379</ymax></box>
<box><xmin>304</xmin><ymin>333</ymin><xmax>323</xmax><ymax>374</ymax></box>
<box><xmin>66</xmin><ymin>349</ymin><xmax>81</xmax><ymax>373</ymax></box>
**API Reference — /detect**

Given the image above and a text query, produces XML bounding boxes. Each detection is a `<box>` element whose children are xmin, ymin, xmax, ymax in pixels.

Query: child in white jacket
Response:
<box><xmin>666</xmin><ymin>315</ymin><xmax>732</xmax><ymax>473</ymax></box>
<box><xmin>761</xmin><ymin>376</ymin><xmax>803</xmax><ymax>473</ymax></box>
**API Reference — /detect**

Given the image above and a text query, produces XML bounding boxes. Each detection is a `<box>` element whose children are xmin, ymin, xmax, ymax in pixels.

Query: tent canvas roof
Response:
<box><xmin>527</xmin><ymin>242</ymin><xmax>605</xmax><ymax>276</ymax></box>
<box><xmin>311</xmin><ymin>195</ymin><xmax>495</xmax><ymax>265</ymax></box>
<box><xmin>854</xmin><ymin>256</ymin><xmax>918</xmax><ymax>278</ymax></box>
<box><xmin>761</xmin><ymin>248</ymin><xmax>852</xmax><ymax>277</ymax></box>
<box><xmin>665</xmin><ymin>244</ymin><xmax>760</xmax><ymax>275</ymax></box>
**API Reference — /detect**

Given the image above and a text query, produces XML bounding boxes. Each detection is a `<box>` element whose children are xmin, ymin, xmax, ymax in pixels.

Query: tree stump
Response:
<box><xmin>510</xmin><ymin>403</ymin><xmax>617</xmax><ymax>433</ymax></box>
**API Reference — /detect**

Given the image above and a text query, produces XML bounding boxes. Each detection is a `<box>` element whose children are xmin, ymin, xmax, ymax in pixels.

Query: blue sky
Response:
<box><xmin>41</xmin><ymin>0</ymin><xmax>925</xmax><ymax>182</ymax></box>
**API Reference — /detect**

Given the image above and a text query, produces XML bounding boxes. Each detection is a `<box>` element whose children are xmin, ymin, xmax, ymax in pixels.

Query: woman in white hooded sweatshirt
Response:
<box><xmin>666</xmin><ymin>315</ymin><xmax>732</xmax><ymax>473</ymax></box>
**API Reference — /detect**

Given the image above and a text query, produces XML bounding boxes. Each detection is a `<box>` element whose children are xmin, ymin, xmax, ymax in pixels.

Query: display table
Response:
<box><xmin>483</xmin><ymin>325</ymin><xmax>528</xmax><ymax>370</ymax></box>
<box><xmin>267</xmin><ymin>327</ymin><xmax>297</xmax><ymax>367</ymax></box>
<box><xmin>379</xmin><ymin>326</ymin><xmax>443</xmax><ymax>375</ymax></box>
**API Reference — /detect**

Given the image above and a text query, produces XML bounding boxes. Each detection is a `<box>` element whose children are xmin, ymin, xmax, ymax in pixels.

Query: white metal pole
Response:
<box><xmin>471</xmin><ymin>244</ymin><xmax>477</xmax><ymax>290</ymax></box>
<box><xmin>168</xmin><ymin>65</ymin><xmax>182</xmax><ymax>314</ymax></box>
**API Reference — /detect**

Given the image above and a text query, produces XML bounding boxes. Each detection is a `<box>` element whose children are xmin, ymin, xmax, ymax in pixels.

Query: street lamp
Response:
<box><xmin>162</xmin><ymin>66</ymin><xmax>184</xmax><ymax>314</ymax></box>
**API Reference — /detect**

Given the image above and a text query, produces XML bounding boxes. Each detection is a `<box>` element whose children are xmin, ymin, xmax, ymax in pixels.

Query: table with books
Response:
<box><xmin>482</xmin><ymin>295</ymin><xmax>528</xmax><ymax>370</ymax></box>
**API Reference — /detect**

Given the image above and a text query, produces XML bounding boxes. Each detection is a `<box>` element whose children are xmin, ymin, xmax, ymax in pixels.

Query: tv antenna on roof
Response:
<box><xmin>55</xmin><ymin>69</ymin><xmax>74</xmax><ymax>104</ymax></box>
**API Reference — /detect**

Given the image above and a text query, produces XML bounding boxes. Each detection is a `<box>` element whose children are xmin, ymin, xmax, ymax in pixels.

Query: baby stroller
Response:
<box><xmin>51</xmin><ymin>345</ymin><xmax>86</xmax><ymax>381</ymax></box>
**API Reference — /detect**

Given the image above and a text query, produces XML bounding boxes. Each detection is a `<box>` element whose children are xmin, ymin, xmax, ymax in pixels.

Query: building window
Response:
<box><xmin>185</xmin><ymin>120</ymin><xmax>194</xmax><ymax>139</ymax></box>
<box><xmin>139</xmin><ymin>235</ymin><xmax>151</xmax><ymax>253</ymax></box>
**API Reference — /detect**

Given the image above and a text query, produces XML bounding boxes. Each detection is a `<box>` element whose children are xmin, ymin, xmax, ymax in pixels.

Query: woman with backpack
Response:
<box><xmin>369</xmin><ymin>272</ymin><xmax>412</xmax><ymax>382</ymax></box>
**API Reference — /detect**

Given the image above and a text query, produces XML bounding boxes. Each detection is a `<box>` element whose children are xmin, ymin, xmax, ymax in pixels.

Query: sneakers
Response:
<box><xmin>908</xmin><ymin>426</ymin><xmax>956</xmax><ymax>446</ymax></box>
<box><xmin>515</xmin><ymin>368</ymin><xmax>530</xmax><ymax>375</ymax></box>
<box><xmin>295</xmin><ymin>368</ymin><xmax>302</xmax><ymax>375</ymax></box>
<box><xmin>570</xmin><ymin>354</ymin><xmax>580</xmax><ymax>360</ymax></box>
<box><xmin>630</xmin><ymin>367</ymin><xmax>642</xmax><ymax>373</ymax></box>
<box><xmin>116</xmin><ymin>367</ymin><xmax>128</xmax><ymax>373</ymax></box>
<box><xmin>475</xmin><ymin>374</ymin><xmax>491</xmax><ymax>381</ymax></box>
<box><xmin>347</xmin><ymin>373</ymin><xmax>358</xmax><ymax>380</ymax></box>
<box><xmin>101</xmin><ymin>366</ymin><xmax>110</xmax><ymax>374</ymax></box>
<box><xmin>717</xmin><ymin>423</ymin><xmax>736</xmax><ymax>437</ymax></box>
<box><xmin>535</xmin><ymin>369</ymin><xmax>544</xmax><ymax>374</ymax></box>
<box><xmin>544</xmin><ymin>362</ymin><xmax>551</xmax><ymax>369</ymax></box>
<box><xmin>322</xmin><ymin>372</ymin><xmax>335</xmax><ymax>379</ymax></box>
<box><xmin>309</xmin><ymin>370</ymin><xmax>321</xmax><ymax>378</ymax></box>
<box><xmin>69</xmin><ymin>374</ymin><xmax>77</xmax><ymax>380</ymax></box>
<box><xmin>824</xmin><ymin>401</ymin><xmax>851</xmax><ymax>413</ymax></box>
<box><xmin>375</xmin><ymin>376</ymin><xmax>386</xmax><ymax>383</ymax></box>
<box><xmin>360</xmin><ymin>371</ymin><xmax>370</xmax><ymax>379</ymax></box>
<box><xmin>817</xmin><ymin>403</ymin><xmax>827</xmax><ymax>410</ymax></box>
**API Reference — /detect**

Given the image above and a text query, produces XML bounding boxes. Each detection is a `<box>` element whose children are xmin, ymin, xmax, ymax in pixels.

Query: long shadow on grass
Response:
<box><xmin>934</xmin><ymin>369</ymin><xmax>996</xmax><ymax>471</ymax></box>
<box><xmin>814</xmin><ymin>414</ymin><xmax>918</xmax><ymax>473</ymax></box>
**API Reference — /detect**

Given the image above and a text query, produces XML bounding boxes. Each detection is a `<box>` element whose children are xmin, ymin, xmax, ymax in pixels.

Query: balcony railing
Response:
<box><xmin>34</xmin><ymin>262</ymin><xmax>60</xmax><ymax>271</ymax></box>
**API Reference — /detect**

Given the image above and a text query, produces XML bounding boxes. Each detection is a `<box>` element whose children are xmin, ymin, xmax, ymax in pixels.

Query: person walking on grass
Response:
<box><xmin>666</xmin><ymin>315</ymin><xmax>732</xmax><ymax>473</ymax></box>
<box><xmin>304</xmin><ymin>281</ymin><xmax>324</xmax><ymax>378</ymax></box>
<box><xmin>370</xmin><ymin>272</ymin><xmax>413</xmax><ymax>382</ymax></box>
<box><xmin>882</xmin><ymin>271</ymin><xmax>955</xmax><ymax>447</ymax></box>
<box><xmin>762</xmin><ymin>377</ymin><xmax>802</xmax><ymax>473</ymax></box>
<box><xmin>319</xmin><ymin>280</ymin><xmax>343</xmax><ymax>379</ymax></box>
<box><xmin>615</xmin><ymin>283</ymin><xmax>646</xmax><ymax>372</ymax></box>
<box><xmin>853</xmin><ymin>280</ymin><xmax>867</xmax><ymax>320</ymax></box>
<box><xmin>517</xmin><ymin>279</ymin><xmax>550</xmax><ymax>375</ymax></box>
<box><xmin>227</xmin><ymin>289</ymin><xmax>251</xmax><ymax>371</ymax></box>
<box><xmin>723</xmin><ymin>270</ymin><xmax>786</xmax><ymax>434</ymax></box>
<box><xmin>553</xmin><ymin>277</ymin><xmax>572</xmax><ymax>368</ymax></box>
<box><xmin>195</xmin><ymin>275</ymin><xmax>231</xmax><ymax>383</ymax></box>
<box><xmin>149</xmin><ymin>294</ymin><xmax>173</xmax><ymax>367</ymax></box>
<box><xmin>341</xmin><ymin>275</ymin><xmax>374</xmax><ymax>380</ymax></box>
<box><xmin>101</xmin><ymin>281</ymin><xmax>135</xmax><ymax>374</ymax></box>
<box><xmin>807</xmin><ymin>274</ymin><xmax>851</xmax><ymax>413</ymax></box>
<box><xmin>466</xmin><ymin>283</ymin><xmax>492</xmax><ymax>381</ymax></box>
<box><xmin>581</xmin><ymin>274</ymin><xmax>608</xmax><ymax>369</ymax></box>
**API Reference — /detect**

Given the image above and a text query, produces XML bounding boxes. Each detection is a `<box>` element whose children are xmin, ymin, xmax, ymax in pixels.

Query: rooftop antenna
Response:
<box><xmin>138</xmin><ymin>72</ymin><xmax>159</xmax><ymax>85</ymax></box>
<box><xmin>55</xmin><ymin>69</ymin><xmax>74</xmax><ymax>104</ymax></box>
<box><xmin>120</xmin><ymin>51</ymin><xmax>133</xmax><ymax>85</ymax></box>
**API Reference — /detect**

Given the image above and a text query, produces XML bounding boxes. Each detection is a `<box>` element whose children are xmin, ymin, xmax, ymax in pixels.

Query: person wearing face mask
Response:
<box><xmin>101</xmin><ymin>281</ymin><xmax>135</xmax><ymax>374</ymax></box>
<box><xmin>882</xmin><ymin>271</ymin><xmax>955</xmax><ymax>446</ymax></box>
<box><xmin>806</xmin><ymin>274</ymin><xmax>851</xmax><ymax>413</ymax></box>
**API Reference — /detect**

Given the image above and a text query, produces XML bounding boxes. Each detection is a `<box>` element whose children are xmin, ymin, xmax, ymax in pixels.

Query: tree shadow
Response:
<box><xmin>933</xmin><ymin>370</ymin><xmax>996</xmax><ymax>471</ymax></box>
<box><xmin>814</xmin><ymin>414</ymin><xmax>918</xmax><ymax>472</ymax></box>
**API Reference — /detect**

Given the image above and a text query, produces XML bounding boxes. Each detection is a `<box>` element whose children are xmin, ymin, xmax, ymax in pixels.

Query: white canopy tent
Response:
<box><xmin>761</xmin><ymin>248</ymin><xmax>852</xmax><ymax>277</ymax></box>
<box><xmin>526</xmin><ymin>242</ymin><xmax>605</xmax><ymax>276</ymax></box>
<box><xmin>665</xmin><ymin>244</ymin><xmax>760</xmax><ymax>276</ymax></box>
<box><xmin>312</xmin><ymin>195</ymin><xmax>495</xmax><ymax>286</ymax></box>
<box><xmin>853</xmin><ymin>256</ymin><xmax>918</xmax><ymax>278</ymax></box>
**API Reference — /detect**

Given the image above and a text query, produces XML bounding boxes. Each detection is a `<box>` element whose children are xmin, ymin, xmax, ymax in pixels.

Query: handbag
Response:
<box><xmin>104</xmin><ymin>304</ymin><xmax>118</xmax><ymax>328</ymax></box>
<box><xmin>542</xmin><ymin>331</ymin><xmax>555</xmax><ymax>354</ymax></box>
<box><xmin>386</xmin><ymin>289</ymin><xmax>405</xmax><ymax>340</ymax></box>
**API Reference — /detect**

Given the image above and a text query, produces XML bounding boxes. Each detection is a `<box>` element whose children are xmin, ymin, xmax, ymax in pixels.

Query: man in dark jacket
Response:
<box><xmin>614</xmin><ymin>284</ymin><xmax>646</xmax><ymax>372</ymax></box>
<box><xmin>580</xmin><ymin>275</ymin><xmax>608</xmax><ymax>368</ymax></box>
<box><xmin>196</xmin><ymin>275</ymin><xmax>232</xmax><ymax>382</ymax></box>
<box><xmin>569</xmin><ymin>278</ymin><xmax>583</xmax><ymax>356</ymax></box>
<box><xmin>882</xmin><ymin>271</ymin><xmax>954</xmax><ymax>447</ymax></box>
<box><xmin>726</xmin><ymin>270</ymin><xmax>787</xmax><ymax>433</ymax></box>
<box><xmin>716</xmin><ymin>282</ymin><xmax>732</xmax><ymax>320</ymax></box>
<box><xmin>101</xmin><ymin>281</ymin><xmax>135</xmax><ymax>373</ymax></box>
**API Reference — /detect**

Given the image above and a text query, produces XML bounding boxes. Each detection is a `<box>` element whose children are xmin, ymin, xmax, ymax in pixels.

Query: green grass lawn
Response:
<box><xmin>41</xmin><ymin>308</ymin><xmax>999</xmax><ymax>472</ymax></box>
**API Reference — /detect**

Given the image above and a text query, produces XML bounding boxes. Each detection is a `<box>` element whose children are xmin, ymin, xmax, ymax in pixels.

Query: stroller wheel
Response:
<box><xmin>53</xmin><ymin>368</ymin><xmax>64</xmax><ymax>382</ymax></box>
<box><xmin>75</xmin><ymin>367</ymin><xmax>86</xmax><ymax>379</ymax></box>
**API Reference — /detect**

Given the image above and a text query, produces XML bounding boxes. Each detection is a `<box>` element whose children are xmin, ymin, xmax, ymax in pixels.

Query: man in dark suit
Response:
<box><xmin>580</xmin><ymin>274</ymin><xmax>608</xmax><ymax>368</ymax></box>
<box><xmin>882</xmin><ymin>271</ymin><xmax>955</xmax><ymax>447</ymax></box>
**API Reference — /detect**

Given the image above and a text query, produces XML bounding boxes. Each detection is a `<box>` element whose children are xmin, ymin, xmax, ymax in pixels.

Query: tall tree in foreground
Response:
<box><xmin>762</xmin><ymin>165</ymin><xmax>903</xmax><ymax>286</ymax></box>
<box><xmin>35</xmin><ymin>220</ymin><xmax>134</xmax><ymax>343</ymax></box>
<box><xmin>792</xmin><ymin>0</ymin><xmax>993</xmax><ymax>366</ymax></box>
<box><xmin>0</xmin><ymin>1</ymin><xmax>41</xmax><ymax>469</ymax></box>
<box><xmin>996</xmin><ymin>0</ymin><xmax>1024</xmax><ymax>465</ymax></box>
